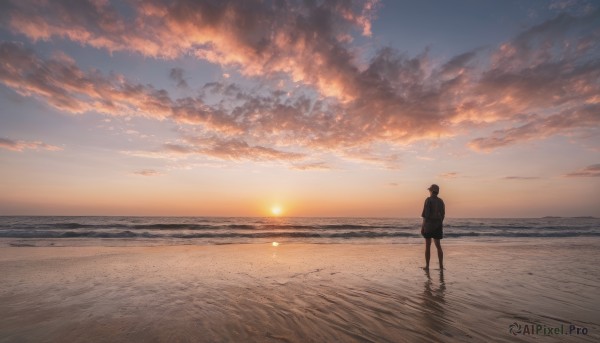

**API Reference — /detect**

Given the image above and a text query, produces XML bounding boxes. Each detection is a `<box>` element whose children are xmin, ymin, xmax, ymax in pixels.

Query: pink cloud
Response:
<box><xmin>439</xmin><ymin>172</ymin><xmax>459</xmax><ymax>179</ymax></box>
<box><xmin>0</xmin><ymin>137</ymin><xmax>62</xmax><ymax>152</ymax></box>
<box><xmin>1</xmin><ymin>1</ymin><xmax>599</xmax><ymax>163</ymax></box>
<box><xmin>0</xmin><ymin>42</ymin><xmax>245</xmax><ymax>133</ymax></box>
<box><xmin>132</xmin><ymin>169</ymin><xmax>163</xmax><ymax>177</ymax></box>
<box><xmin>468</xmin><ymin>104</ymin><xmax>600</xmax><ymax>151</ymax></box>
<box><xmin>0</xmin><ymin>0</ymin><xmax>436</xmax><ymax>132</ymax></box>
<box><xmin>290</xmin><ymin>161</ymin><xmax>332</xmax><ymax>171</ymax></box>
<box><xmin>163</xmin><ymin>136</ymin><xmax>306</xmax><ymax>162</ymax></box>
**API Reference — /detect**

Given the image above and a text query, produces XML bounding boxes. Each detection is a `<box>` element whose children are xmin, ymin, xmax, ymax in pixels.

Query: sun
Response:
<box><xmin>271</xmin><ymin>206</ymin><xmax>283</xmax><ymax>216</ymax></box>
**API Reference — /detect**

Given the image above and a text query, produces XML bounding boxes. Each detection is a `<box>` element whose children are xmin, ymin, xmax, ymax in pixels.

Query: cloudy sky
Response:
<box><xmin>0</xmin><ymin>0</ymin><xmax>599</xmax><ymax>217</ymax></box>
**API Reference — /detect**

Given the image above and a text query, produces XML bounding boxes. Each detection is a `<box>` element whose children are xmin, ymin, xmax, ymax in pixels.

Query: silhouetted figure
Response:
<box><xmin>421</xmin><ymin>184</ymin><xmax>445</xmax><ymax>270</ymax></box>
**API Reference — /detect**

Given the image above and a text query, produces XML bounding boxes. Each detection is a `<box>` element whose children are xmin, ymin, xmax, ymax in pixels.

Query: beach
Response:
<box><xmin>1</xmin><ymin>0</ymin><xmax>599</xmax><ymax>341</ymax></box>
<box><xmin>1</xmin><ymin>239</ymin><xmax>598</xmax><ymax>342</ymax></box>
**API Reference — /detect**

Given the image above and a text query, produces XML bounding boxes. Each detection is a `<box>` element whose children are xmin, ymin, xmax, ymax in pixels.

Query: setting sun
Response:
<box><xmin>271</xmin><ymin>206</ymin><xmax>282</xmax><ymax>216</ymax></box>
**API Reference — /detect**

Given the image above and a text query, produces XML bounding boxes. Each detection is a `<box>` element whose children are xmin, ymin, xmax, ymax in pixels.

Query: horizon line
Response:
<box><xmin>0</xmin><ymin>215</ymin><xmax>597</xmax><ymax>219</ymax></box>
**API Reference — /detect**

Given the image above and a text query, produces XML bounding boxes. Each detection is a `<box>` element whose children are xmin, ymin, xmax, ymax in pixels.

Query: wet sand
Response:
<box><xmin>0</xmin><ymin>240</ymin><xmax>598</xmax><ymax>342</ymax></box>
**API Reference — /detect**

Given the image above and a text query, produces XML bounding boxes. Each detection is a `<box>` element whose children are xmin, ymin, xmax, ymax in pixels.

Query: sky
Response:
<box><xmin>0</xmin><ymin>0</ymin><xmax>599</xmax><ymax>218</ymax></box>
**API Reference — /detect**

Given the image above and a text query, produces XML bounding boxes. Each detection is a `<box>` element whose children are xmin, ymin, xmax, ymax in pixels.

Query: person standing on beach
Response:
<box><xmin>421</xmin><ymin>184</ymin><xmax>445</xmax><ymax>270</ymax></box>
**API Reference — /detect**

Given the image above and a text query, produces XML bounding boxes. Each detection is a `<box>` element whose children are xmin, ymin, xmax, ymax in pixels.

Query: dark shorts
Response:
<box><xmin>422</xmin><ymin>229</ymin><xmax>443</xmax><ymax>239</ymax></box>
<box><xmin>422</xmin><ymin>220</ymin><xmax>443</xmax><ymax>239</ymax></box>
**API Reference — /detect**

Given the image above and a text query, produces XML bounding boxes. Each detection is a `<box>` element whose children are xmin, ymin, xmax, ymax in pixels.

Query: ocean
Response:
<box><xmin>1</xmin><ymin>216</ymin><xmax>598</xmax><ymax>246</ymax></box>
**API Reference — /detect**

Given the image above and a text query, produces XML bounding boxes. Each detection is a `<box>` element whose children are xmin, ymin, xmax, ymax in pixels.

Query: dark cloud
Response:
<box><xmin>502</xmin><ymin>176</ymin><xmax>541</xmax><ymax>180</ymax></box>
<box><xmin>563</xmin><ymin>164</ymin><xmax>600</xmax><ymax>177</ymax></box>
<box><xmin>438</xmin><ymin>51</ymin><xmax>478</xmax><ymax>78</ymax></box>
<box><xmin>169</xmin><ymin>68</ymin><xmax>189</xmax><ymax>89</ymax></box>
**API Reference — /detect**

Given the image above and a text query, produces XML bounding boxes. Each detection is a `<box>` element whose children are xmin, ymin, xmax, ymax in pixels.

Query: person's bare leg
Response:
<box><xmin>424</xmin><ymin>238</ymin><xmax>432</xmax><ymax>270</ymax></box>
<box><xmin>434</xmin><ymin>238</ymin><xmax>444</xmax><ymax>269</ymax></box>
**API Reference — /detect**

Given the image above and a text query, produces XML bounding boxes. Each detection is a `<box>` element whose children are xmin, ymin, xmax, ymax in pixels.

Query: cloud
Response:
<box><xmin>132</xmin><ymin>169</ymin><xmax>163</xmax><ymax>176</ymax></box>
<box><xmin>169</xmin><ymin>68</ymin><xmax>189</xmax><ymax>89</ymax></box>
<box><xmin>0</xmin><ymin>1</ymin><xmax>454</xmax><ymax>144</ymax></box>
<box><xmin>337</xmin><ymin>146</ymin><xmax>402</xmax><ymax>169</ymax></box>
<box><xmin>502</xmin><ymin>176</ymin><xmax>541</xmax><ymax>180</ymax></box>
<box><xmin>290</xmin><ymin>161</ymin><xmax>331</xmax><ymax>171</ymax></box>
<box><xmin>550</xmin><ymin>0</ymin><xmax>579</xmax><ymax>10</ymax></box>
<box><xmin>199</xmin><ymin>138</ymin><xmax>305</xmax><ymax>162</ymax></box>
<box><xmin>0</xmin><ymin>42</ymin><xmax>245</xmax><ymax>133</ymax></box>
<box><xmin>439</xmin><ymin>172</ymin><xmax>459</xmax><ymax>179</ymax></box>
<box><xmin>126</xmin><ymin>136</ymin><xmax>330</xmax><ymax>169</ymax></box>
<box><xmin>563</xmin><ymin>164</ymin><xmax>600</xmax><ymax>177</ymax></box>
<box><xmin>1</xmin><ymin>0</ymin><xmax>379</xmax><ymax>97</ymax></box>
<box><xmin>549</xmin><ymin>0</ymin><xmax>596</xmax><ymax>14</ymax></box>
<box><xmin>121</xmin><ymin>149</ymin><xmax>183</xmax><ymax>160</ymax></box>
<box><xmin>1</xmin><ymin>1</ymin><xmax>599</xmax><ymax>163</ymax></box>
<box><xmin>0</xmin><ymin>137</ymin><xmax>62</xmax><ymax>152</ymax></box>
<box><xmin>468</xmin><ymin>104</ymin><xmax>600</xmax><ymax>151</ymax></box>
<box><xmin>461</xmin><ymin>10</ymin><xmax>600</xmax><ymax>150</ymax></box>
<box><xmin>163</xmin><ymin>136</ymin><xmax>306</xmax><ymax>162</ymax></box>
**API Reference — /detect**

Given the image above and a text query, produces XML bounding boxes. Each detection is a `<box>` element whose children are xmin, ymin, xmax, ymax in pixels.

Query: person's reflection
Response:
<box><xmin>420</xmin><ymin>269</ymin><xmax>447</xmax><ymax>334</ymax></box>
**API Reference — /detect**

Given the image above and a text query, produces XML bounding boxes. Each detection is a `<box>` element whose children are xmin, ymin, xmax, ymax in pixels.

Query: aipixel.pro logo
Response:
<box><xmin>509</xmin><ymin>321</ymin><xmax>588</xmax><ymax>336</ymax></box>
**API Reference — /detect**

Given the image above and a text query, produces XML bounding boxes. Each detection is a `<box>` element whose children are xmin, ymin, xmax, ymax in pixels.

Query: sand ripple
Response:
<box><xmin>1</xmin><ymin>241</ymin><xmax>599</xmax><ymax>342</ymax></box>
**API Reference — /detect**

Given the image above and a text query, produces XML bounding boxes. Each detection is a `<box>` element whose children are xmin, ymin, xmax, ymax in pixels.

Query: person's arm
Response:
<box><xmin>440</xmin><ymin>199</ymin><xmax>445</xmax><ymax>221</ymax></box>
<box><xmin>421</xmin><ymin>198</ymin><xmax>430</xmax><ymax>219</ymax></box>
<box><xmin>421</xmin><ymin>198</ymin><xmax>429</xmax><ymax>234</ymax></box>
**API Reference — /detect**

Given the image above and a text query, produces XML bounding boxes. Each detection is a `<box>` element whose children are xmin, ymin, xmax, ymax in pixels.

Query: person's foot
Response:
<box><xmin>422</xmin><ymin>266</ymin><xmax>429</xmax><ymax>270</ymax></box>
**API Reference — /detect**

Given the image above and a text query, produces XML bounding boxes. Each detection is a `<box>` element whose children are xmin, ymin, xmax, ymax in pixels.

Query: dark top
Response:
<box><xmin>421</xmin><ymin>195</ymin><xmax>445</xmax><ymax>221</ymax></box>
<box><xmin>421</xmin><ymin>195</ymin><xmax>445</xmax><ymax>238</ymax></box>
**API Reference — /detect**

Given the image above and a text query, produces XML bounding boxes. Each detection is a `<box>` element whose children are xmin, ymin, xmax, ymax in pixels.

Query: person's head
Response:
<box><xmin>428</xmin><ymin>184</ymin><xmax>440</xmax><ymax>196</ymax></box>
